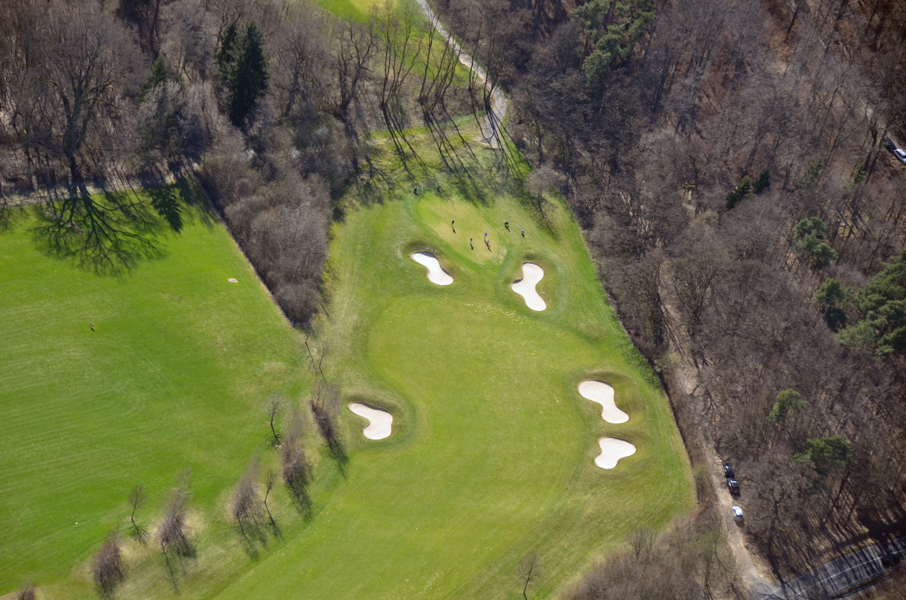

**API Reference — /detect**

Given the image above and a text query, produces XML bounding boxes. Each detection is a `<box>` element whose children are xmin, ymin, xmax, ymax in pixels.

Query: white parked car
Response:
<box><xmin>732</xmin><ymin>506</ymin><xmax>744</xmax><ymax>520</ymax></box>
<box><xmin>895</xmin><ymin>148</ymin><xmax>906</xmax><ymax>164</ymax></box>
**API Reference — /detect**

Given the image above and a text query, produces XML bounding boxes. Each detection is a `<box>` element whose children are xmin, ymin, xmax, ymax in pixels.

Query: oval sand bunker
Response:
<box><xmin>411</xmin><ymin>252</ymin><xmax>453</xmax><ymax>285</ymax></box>
<box><xmin>595</xmin><ymin>438</ymin><xmax>636</xmax><ymax>469</ymax></box>
<box><xmin>348</xmin><ymin>403</ymin><xmax>393</xmax><ymax>440</ymax></box>
<box><xmin>511</xmin><ymin>263</ymin><xmax>546</xmax><ymax>311</ymax></box>
<box><xmin>578</xmin><ymin>381</ymin><xmax>629</xmax><ymax>424</ymax></box>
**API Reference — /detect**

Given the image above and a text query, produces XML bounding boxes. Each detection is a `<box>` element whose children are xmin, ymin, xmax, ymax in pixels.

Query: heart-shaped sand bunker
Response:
<box><xmin>348</xmin><ymin>403</ymin><xmax>393</xmax><ymax>440</ymax></box>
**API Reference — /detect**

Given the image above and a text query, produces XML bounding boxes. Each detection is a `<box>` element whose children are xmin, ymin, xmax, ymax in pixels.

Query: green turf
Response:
<box><xmin>0</xmin><ymin>82</ymin><xmax>692</xmax><ymax>600</ymax></box>
<box><xmin>0</xmin><ymin>154</ymin><xmax>693</xmax><ymax>599</ymax></box>
<box><xmin>199</xmin><ymin>142</ymin><xmax>695</xmax><ymax>599</ymax></box>
<box><xmin>0</xmin><ymin>194</ymin><xmax>309</xmax><ymax>596</ymax></box>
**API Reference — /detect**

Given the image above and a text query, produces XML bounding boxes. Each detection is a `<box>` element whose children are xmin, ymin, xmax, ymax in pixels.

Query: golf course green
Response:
<box><xmin>0</xmin><ymin>157</ymin><xmax>693</xmax><ymax>599</ymax></box>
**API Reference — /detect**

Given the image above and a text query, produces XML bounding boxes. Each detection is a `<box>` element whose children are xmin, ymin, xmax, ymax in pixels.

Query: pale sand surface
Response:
<box><xmin>348</xmin><ymin>403</ymin><xmax>393</xmax><ymax>440</ymax></box>
<box><xmin>511</xmin><ymin>263</ymin><xmax>546</xmax><ymax>311</ymax></box>
<box><xmin>411</xmin><ymin>252</ymin><xmax>454</xmax><ymax>285</ymax></box>
<box><xmin>595</xmin><ymin>438</ymin><xmax>636</xmax><ymax>469</ymax></box>
<box><xmin>228</xmin><ymin>278</ymin><xmax>238</xmax><ymax>283</ymax></box>
<box><xmin>578</xmin><ymin>381</ymin><xmax>629</xmax><ymax>424</ymax></box>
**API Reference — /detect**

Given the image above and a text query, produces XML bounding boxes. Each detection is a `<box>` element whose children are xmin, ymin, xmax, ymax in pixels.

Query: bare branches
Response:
<box><xmin>516</xmin><ymin>552</ymin><xmax>542</xmax><ymax>600</ymax></box>
<box><xmin>264</xmin><ymin>394</ymin><xmax>284</xmax><ymax>446</ymax></box>
<box><xmin>280</xmin><ymin>406</ymin><xmax>312</xmax><ymax>516</ymax></box>
<box><xmin>127</xmin><ymin>484</ymin><xmax>149</xmax><ymax>544</ymax></box>
<box><xmin>232</xmin><ymin>456</ymin><xmax>263</xmax><ymax>533</ymax></box>
<box><xmin>157</xmin><ymin>474</ymin><xmax>194</xmax><ymax>581</ymax></box>
<box><xmin>93</xmin><ymin>532</ymin><xmax>126</xmax><ymax>598</ymax></box>
<box><xmin>309</xmin><ymin>380</ymin><xmax>346</xmax><ymax>469</ymax></box>
<box><xmin>16</xmin><ymin>582</ymin><xmax>36</xmax><ymax>600</ymax></box>
<box><xmin>262</xmin><ymin>468</ymin><xmax>280</xmax><ymax>536</ymax></box>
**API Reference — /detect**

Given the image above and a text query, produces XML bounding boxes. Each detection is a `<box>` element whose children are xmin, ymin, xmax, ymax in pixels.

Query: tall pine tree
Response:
<box><xmin>216</xmin><ymin>23</ymin><xmax>239</xmax><ymax>82</ymax></box>
<box><xmin>226</xmin><ymin>23</ymin><xmax>269</xmax><ymax>128</ymax></box>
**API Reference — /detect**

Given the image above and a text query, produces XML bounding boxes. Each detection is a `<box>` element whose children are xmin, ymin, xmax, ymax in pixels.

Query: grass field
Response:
<box><xmin>0</xmin><ymin>2</ymin><xmax>693</xmax><ymax>592</ymax></box>
<box><xmin>0</xmin><ymin>195</ymin><xmax>310</xmax><ymax>597</ymax></box>
<box><xmin>1</xmin><ymin>153</ymin><xmax>693</xmax><ymax>599</ymax></box>
<box><xmin>196</xmin><ymin>130</ymin><xmax>695</xmax><ymax>598</ymax></box>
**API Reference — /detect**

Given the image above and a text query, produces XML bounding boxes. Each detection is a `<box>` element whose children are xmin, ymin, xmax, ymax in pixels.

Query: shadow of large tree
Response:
<box><xmin>31</xmin><ymin>186</ymin><xmax>166</xmax><ymax>275</ymax></box>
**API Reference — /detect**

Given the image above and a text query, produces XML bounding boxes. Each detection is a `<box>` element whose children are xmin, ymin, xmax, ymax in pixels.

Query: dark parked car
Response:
<box><xmin>727</xmin><ymin>478</ymin><xmax>740</xmax><ymax>496</ymax></box>
<box><xmin>882</xmin><ymin>137</ymin><xmax>896</xmax><ymax>152</ymax></box>
<box><xmin>881</xmin><ymin>552</ymin><xmax>901</xmax><ymax>568</ymax></box>
<box><xmin>723</xmin><ymin>463</ymin><xmax>735</xmax><ymax>478</ymax></box>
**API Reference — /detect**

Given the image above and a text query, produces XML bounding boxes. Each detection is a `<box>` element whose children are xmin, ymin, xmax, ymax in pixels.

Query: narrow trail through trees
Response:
<box><xmin>413</xmin><ymin>0</ymin><xmax>508</xmax><ymax>147</ymax></box>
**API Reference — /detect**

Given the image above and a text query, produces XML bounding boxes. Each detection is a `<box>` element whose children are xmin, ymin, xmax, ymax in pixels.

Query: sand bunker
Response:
<box><xmin>228</xmin><ymin>278</ymin><xmax>238</xmax><ymax>283</ymax></box>
<box><xmin>348</xmin><ymin>403</ymin><xmax>393</xmax><ymax>440</ymax></box>
<box><xmin>595</xmin><ymin>438</ymin><xmax>636</xmax><ymax>469</ymax></box>
<box><xmin>411</xmin><ymin>252</ymin><xmax>453</xmax><ymax>285</ymax></box>
<box><xmin>578</xmin><ymin>381</ymin><xmax>629</xmax><ymax>424</ymax></box>
<box><xmin>511</xmin><ymin>263</ymin><xmax>546</xmax><ymax>311</ymax></box>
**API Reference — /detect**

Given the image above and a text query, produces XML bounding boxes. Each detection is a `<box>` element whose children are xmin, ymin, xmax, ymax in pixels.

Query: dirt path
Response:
<box><xmin>414</xmin><ymin>0</ymin><xmax>508</xmax><ymax>146</ymax></box>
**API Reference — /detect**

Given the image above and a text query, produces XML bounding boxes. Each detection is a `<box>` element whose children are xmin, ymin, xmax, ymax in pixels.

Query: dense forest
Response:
<box><xmin>2</xmin><ymin>0</ymin><xmax>906</xmax><ymax>596</ymax></box>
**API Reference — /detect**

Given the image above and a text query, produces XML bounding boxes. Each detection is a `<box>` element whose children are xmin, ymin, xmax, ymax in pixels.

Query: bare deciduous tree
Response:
<box><xmin>280</xmin><ymin>406</ymin><xmax>312</xmax><ymax>515</ymax></box>
<box><xmin>127</xmin><ymin>484</ymin><xmax>149</xmax><ymax>544</ymax></box>
<box><xmin>310</xmin><ymin>380</ymin><xmax>345</xmax><ymax>467</ymax></box>
<box><xmin>157</xmin><ymin>477</ymin><xmax>194</xmax><ymax>577</ymax></box>
<box><xmin>16</xmin><ymin>582</ymin><xmax>36</xmax><ymax>600</ymax></box>
<box><xmin>36</xmin><ymin>7</ymin><xmax>140</xmax><ymax>191</ymax></box>
<box><xmin>264</xmin><ymin>394</ymin><xmax>284</xmax><ymax>446</ymax></box>
<box><xmin>93</xmin><ymin>532</ymin><xmax>126</xmax><ymax>598</ymax></box>
<box><xmin>231</xmin><ymin>456</ymin><xmax>263</xmax><ymax>541</ymax></box>
<box><xmin>262</xmin><ymin>468</ymin><xmax>280</xmax><ymax>536</ymax></box>
<box><xmin>627</xmin><ymin>527</ymin><xmax>656</xmax><ymax>564</ymax></box>
<box><xmin>516</xmin><ymin>552</ymin><xmax>542</xmax><ymax>600</ymax></box>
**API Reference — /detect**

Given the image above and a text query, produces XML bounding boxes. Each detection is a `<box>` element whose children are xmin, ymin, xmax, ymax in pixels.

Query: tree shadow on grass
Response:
<box><xmin>30</xmin><ymin>177</ymin><xmax>214</xmax><ymax>276</ymax></box>
<box><xmin>161</xmin><ymin>541</ymin><xmax>197</xmax><ymax>594</ymax></box>
<box><xmin>31</xmin><ymin>186</ymin><xmax>165</xmax><ymax>276</ymax></box>
<box><xmin>234</xmin><ymin>518</ymin><xmax>269</xmax><ymax>561</ymax></box>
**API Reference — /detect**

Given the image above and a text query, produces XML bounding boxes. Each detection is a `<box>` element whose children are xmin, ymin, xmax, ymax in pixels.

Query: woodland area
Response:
<box><xmin>431</xmin><ymin>0</ymin><xmax>906</xmax><ymax>589</ymax></box>
<box><xmin>0</xmin><ymin>0</ymin><xmax>479</xmax><ymax>321</ymax></box>
<box><xmin>2</xmin><ymin>0</ymin><xmax>906</xmax><ymax>597</ymax></box>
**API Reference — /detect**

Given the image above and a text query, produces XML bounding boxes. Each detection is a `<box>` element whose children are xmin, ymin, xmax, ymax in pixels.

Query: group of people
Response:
<box><xmin>415</xmin><ymin>185</ymin><xmax>529</xmax><ymax>251</ymax></box>
<box><xmin>460</xmin><ymin>221</ymin><xmax>525</xmax><ymax>252</ymax></box>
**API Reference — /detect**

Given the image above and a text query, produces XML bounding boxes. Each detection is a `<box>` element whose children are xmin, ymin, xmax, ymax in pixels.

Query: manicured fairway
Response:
<box><xmin>0</xmin><ymin>196</ymin><xmax>307</xmax><ymax>596</ymax></box>
<box><xmin>207</xmin><ymin>151</ymin><xmax>695</xmax><ymax>599</ymax></box>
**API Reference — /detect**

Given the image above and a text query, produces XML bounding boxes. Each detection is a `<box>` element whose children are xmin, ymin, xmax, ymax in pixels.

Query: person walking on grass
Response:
<box><xmin>470</xmin><ymin>238</ymin><xmax>473</xmax><ymax>250</ymax></box>
<box><xmin>521</xmin><ymin>228</ymin><xmax>525</xmax><ymax>237</ymax></box>
<box><xmin>504</xmin><ymin>221</ymin><xmax>509</xmax><ymax>231</ymax></box>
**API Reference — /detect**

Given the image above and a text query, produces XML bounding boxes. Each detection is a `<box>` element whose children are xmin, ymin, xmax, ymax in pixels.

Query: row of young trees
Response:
<box><xmin>436</xmin><ymin>0</ymin><xmax>906</xmax><ymax>586</ymax></box>
<box><xmin>80</xmin><ymin>379</ymin><xmax>345</xmax><ymax>598</ymax></box>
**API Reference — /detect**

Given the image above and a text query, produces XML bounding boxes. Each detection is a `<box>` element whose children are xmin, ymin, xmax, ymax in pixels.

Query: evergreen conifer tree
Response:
<box><xmin>227</xmin><ymin>23</ymin><xmax>269</xmax><ymax>128</ymax></box>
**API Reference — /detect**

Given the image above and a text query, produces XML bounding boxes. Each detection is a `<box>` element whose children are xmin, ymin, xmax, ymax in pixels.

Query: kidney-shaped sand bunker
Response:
<box><xmin>595</xmin><ymin>438</ymin><xmax>636</xmax><ymax>469</ymax></box>
<box><xmin>511</xmin><ymin>262</ymin><xmax>546</xmax><ymax>311</ymax></box>
<box><xmin>411</xmin><ymin>252</ymin><xmax>453</xmax><ymax>285</ymax></box>
<box><xmin>578</xmin><ymin>380</ymin><xmax>629</xmax><ymax>424</ymax></box>
<box><xmin>348</xmin><ymin>403</ymin><xmax>393</xmax><ymax>440</ymax></box>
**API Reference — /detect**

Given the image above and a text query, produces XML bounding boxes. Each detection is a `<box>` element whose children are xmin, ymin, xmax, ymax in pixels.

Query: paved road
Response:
<box><xmin>751</xmin><ymin>536</ymin><xmax>905</xmax><ymax>600</ymax></box>
<box><xmin>413</xmin><ymin>0</ymin><xmax>508</xmax><ymax>146</ymax></box>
